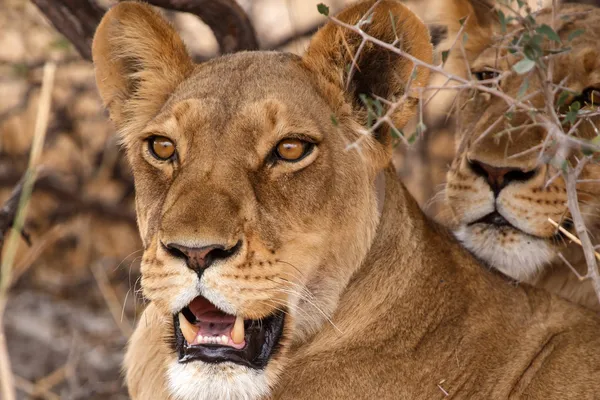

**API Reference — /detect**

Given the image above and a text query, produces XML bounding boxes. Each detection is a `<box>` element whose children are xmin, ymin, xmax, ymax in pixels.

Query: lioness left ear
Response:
<box><xmin>92</xmin><ymin>2</ymin><xmax>194</xmax><ymax>134</ymax></box>
<box><xmin>303</xmin><ymin>0</ymin><xmax>432</xmax><ymax>148</ymax></box>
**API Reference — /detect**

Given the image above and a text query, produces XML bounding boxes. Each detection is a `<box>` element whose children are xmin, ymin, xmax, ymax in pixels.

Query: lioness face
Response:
<box><xmin>92</xmin><ymin>1</ymin><xmax>431</xmax><ymax>399</ymax></box>
<box><xmin>444</xmin><ymin>4</ymin><xmax>600</xmax><ymax>280</ymax></box>
<box><xmin>136</xmin><ymin>54</ymin><xmax>380</xmax><ymax>398</ymax></box>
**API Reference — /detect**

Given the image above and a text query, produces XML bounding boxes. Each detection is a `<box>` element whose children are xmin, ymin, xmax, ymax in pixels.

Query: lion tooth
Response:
<box><xmin>221</xmin><ymin>335</ymin><xmax>229</xmax><ymax>344</ymax></box>
<box><xmin>178</xmin><ymin>313</ymin><xmax>199</xmax><ymax>344</ymax></box>
<box><xmin>232</xmin><ymin>315</ymin><xmax>244</xmax><ymax>344</ymax></box>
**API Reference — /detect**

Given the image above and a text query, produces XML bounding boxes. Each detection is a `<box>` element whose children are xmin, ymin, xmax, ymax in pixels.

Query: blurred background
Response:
<box><xmin>0</xmin><ymin>0</ymin><xmax>451</xmax><ymax>398</ymax></box>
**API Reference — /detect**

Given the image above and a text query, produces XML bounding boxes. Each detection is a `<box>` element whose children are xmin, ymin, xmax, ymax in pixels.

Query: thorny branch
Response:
<box><xmin>327</xmin><ymin>3</ymin><xmax>600</xmax><ymax>304</ymax></box>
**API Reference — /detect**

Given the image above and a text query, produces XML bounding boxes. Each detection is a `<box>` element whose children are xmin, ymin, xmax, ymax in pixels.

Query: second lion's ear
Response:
<box><xmin>92</xmin><ymin>2</ymin><xmax>194</xmax><ymax>134</ymax></box>
<box><xmin>302</xmin><ymin>0</ymin><xmax>432</xmax><ymax>149</ymax></box>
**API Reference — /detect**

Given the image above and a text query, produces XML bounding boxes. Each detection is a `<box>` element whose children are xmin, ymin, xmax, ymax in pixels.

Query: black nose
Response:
<box><xmin>164</xmin><ymin>240</ymin><xmax>242</xmax><ymax>274</ymax></box>
<box><xmin>468</xmin><ymin>160</ymin><xmax>537</xmax><ymax>196</ymax></box>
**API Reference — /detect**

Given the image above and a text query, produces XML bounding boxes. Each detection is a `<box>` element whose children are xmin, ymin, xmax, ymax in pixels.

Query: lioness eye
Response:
<box><xmin>582</xmin><ymin>88</ymin><xmax>600</xmax><ymax>106</ymax></box>
<box><xmin>149</xmin><ymin>136</ymin><xmax>176</xmax><ymax>161</ymax></box>
<box><xmin>275</xmin><ymin>138</ymin><xmax>312</xmax><ymax>162</ymax></box>
<box><xmin>473</xmin><ymin>70</ymin><xmax>500</xmax><ymax>82</ymax></box>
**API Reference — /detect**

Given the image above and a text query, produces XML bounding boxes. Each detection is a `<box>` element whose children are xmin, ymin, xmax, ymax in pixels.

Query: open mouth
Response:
<box><xmin>173</xmin><ymin>296</ymin><xmax>285</xmax><ymax>369</ymax></box>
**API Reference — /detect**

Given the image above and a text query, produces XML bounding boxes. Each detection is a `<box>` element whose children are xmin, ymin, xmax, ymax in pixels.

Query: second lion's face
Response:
<box><xmin>444</xmin><ymin>4</ymin><xmax>600</xmax><ymax>280</ymax></box>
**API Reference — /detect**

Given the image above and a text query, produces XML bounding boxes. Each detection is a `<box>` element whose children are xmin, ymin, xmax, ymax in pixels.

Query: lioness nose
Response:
<box><xmin>468</xmin><ymin>160</ymin><xmax>536</xmax><ymax>196</ymax></box>
<box><xmin>164</xmin><ymin>241</ymin><xmax>242</xmax><ymax>275</ymax></box>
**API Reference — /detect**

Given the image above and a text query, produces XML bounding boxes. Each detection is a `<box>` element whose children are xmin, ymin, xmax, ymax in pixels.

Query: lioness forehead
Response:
<box><xmin>166</xmin><ymin>52</ymin><xmax>322</xmax><ymax>115</ymax></box>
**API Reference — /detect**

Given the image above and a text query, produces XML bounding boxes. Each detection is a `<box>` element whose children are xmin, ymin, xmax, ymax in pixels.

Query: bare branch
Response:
<box><xmin>31</xmin><ymin>0</ymin><xmax>259</xmax><ymax>61</ymax></box>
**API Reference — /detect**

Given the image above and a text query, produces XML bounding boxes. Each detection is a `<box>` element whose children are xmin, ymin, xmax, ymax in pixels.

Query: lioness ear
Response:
<box><xmin>92</xmin><ymin>1</ymin><xmax>193</xmax><ymax>133</ymax></box>
<box><xmin>303</xmin><ymin>0</ymin><xmax>432</xmax><ymax>147</ymax></box>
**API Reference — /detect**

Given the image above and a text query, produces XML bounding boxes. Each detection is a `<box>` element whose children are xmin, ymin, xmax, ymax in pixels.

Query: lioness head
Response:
<box><xmin>92</xmin><ymin>1</ymin><xmax>431</xmax><ymax>398</ymax></box>
<box><xmin>439</xmin><ymin>1</ymin><xmax>600</xmax><ymax>281</ymax></box>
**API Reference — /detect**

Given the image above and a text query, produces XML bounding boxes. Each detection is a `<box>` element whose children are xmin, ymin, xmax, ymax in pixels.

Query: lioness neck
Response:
<box><xmin>289</xmin><ymin>165</ymin><xmax>475</xmax><ymax>356</ymax></box>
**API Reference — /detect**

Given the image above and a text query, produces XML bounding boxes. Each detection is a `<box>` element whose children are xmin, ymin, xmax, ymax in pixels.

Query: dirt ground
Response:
<box><xmin>0</xmin><ymin>1</ymin><xmax>453</xmax><ymax>398</ymax></box>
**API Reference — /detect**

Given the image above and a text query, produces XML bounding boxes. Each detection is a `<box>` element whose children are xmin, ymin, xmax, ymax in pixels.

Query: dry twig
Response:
<box><xmin>0</xmin><ymin>62</ymin><xmax>56</xmax><ymax>400</ymax></box>
<box><xmin>31</xmin><ymin>0</ymin><xmax>259</xmax><ymax>61</ymax></box>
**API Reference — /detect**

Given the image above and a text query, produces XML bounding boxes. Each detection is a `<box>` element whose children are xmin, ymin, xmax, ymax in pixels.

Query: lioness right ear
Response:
<box><xmin>303</xmin><ymin>0</ymin><xmax>432</xmax><ymax>150</ymax></box>
<box><xmin>92</xmin><ymin>2</ymin><xmax>193</xmax><ymax>133</ymax></box>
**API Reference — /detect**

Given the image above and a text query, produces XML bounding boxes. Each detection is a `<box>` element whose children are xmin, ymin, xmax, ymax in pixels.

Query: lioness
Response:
<box><xmin>92</xmin><ymin>1</ymin><xmax>600</xmax><ymax>399</ymax></box>
<box><xmin>434</xmin><ymin>0</ymin><xmax>600</xmax><ymax>310</ymax></box>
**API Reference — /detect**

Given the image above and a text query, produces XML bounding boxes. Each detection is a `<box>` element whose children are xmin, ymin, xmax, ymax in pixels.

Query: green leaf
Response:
<box><xmin>317</xmin><ymin>3</ymin><xmax>329</xmax><ymax>16</ymax></box>
<box><xmin>372</xmin><ymin>98</ymin><xmax>384</xmax><ymax>117</ymax></box>
<box><xmin>567</xmin><ymin>29</ymin><xmax>585</xmax><ymax>42</ymax></box>
<box><xmin>536</xmin><ymin>24</ymin><xmax>561</xmax><ymax>43</ymax></box>
<box><xmin>498</xmin><ymin>10</ymin><xmax>507</xmax><ymax>33</ymax></box>
<box><xmin>505</xmin><ymin>111</ymin><xmax>514</xmax><ymax>120</ymax></box>
<box><xmin>459</xmin><ymin>16</ymin><xmax>467</xmax><ymax>26</ymax></box>
<box><xmin>462</xmin><ymin>32</ymin><xmax>469</xmax><ymax>45</ymax></box>
<box><xmin>517</xmin><ymin>78</ymin><xmax>529</xmax><ymax>99</ymax></box>
<box><xmin>330</xmin><ymin>114</ymin><xmax>338</xmax><ymax>126</ymax></box>
<box><xmin>390</xmin><ymin>126</ymin><xmax>403</xmax><ymax>139</ymax></box>
<box><xmin>51</xmin><ymin>37</ymin><xmax>71</xmax><ymax>50</ymax></box>
<box><xmin>512</xmin><ymin>58</ymin><xmax>536</xmax><ymax>74</ymax></box>
<box><xmin>441</xmin><ymin>50</ymin><xmax>449</xmax><ymax>64</ymax></box>
<box><xmin>564</xmin><ymin>101</ymin><xmax>581</xmax><ymax>125</ymax></box>
<box><xmin>389</xmin><ymin>11</ymin><xmax>398</xmax><ymax>38</ymax></box>
<box><xmin>556</xmin><ymin>91</ymin><xmax>570</xmax><ymax>108</ymax></box>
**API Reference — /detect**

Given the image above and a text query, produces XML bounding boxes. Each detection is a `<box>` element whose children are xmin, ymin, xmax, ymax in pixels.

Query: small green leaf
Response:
<box><xmin>317</xmin><ymin>3</ymin><xmax>329</xmax><ymax>16</ymax></box>
<box><xmin>389</xmin><ymin>11</ymin><xmax>398</xmax><ymax>38</ymax></box>
<box><xmin>441</xmin><ymin>50</ymin><xmax>449</xmax><ymax>64</ymax></box>
<box><xmin>459</xmin><ymin>16</ymin><xmax>467</xmax><ymax>26</ymax></box>
<box><xmin>373</xmin><ymin>98</ymin><xmax>384</xmax><ymax>117</ymax></box>
<box><xmin>564</xmin><ymin>101</ymin><xmax>581</xmax><ymax>125</ymax></box>
<box><xmin>582</xmin><ymin>146</ymin><xmax>594</xmax><ymax>156</ymax></box>
<box><xmin>330</xmin><ymin>114</ymin><xmax>338</xmax><ymax>126</ymax></box>
<box><xmin>536</xmin><ymin>24</ymin><xmax>561</xmax><ymax>43</ymax></box>
<box><xmin>51</xmin><ymin>37</ymin><xmax>71</xmax><ymax>50</ymax></box>
<box><xmin>512</xmin><ymin>58</ymin><xmax>536</xmax><ymax>74</ymax></box>
<box><xmin>462</xmin><ymin>32</ymin><xmax>469</xmax><ymax>45</ymax></box>
<box><xmin>517</xmin><ymin>78</ymin><xmax>529</xmax><ymax>99</ymax></box>
<box><xmin>391</xmin><ymin>126</ymin><xmax>403</xmax><ymax>139</ymax></box>
<box><xmin>556</xmin><ymin>91</ymin><xmax>570</xmax><ymax>108</ymax></box>
<box><xmin>505</xmin><ymin>111</ymin><xmax>514</xmax><ymax>120</ymax></box>
<box><xmin>498</xmin><ymin>10</ymin><xmax>507</xmax><ymax>33</ymax></box>
<box><xmin>567</xmin><ymin>29</ymin><xmax>585</xmax><ymax>42</ymax></box>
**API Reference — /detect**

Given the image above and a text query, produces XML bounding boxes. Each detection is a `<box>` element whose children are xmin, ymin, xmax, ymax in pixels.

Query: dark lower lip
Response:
<box><xmin>468</xmin><ymin>212</ymin><xmax>568</xmax><ymax>242</ymax></box>
<box><xmin>469</xmin><ymin>211</ymin><xmax>511</xmax><ymax>227</ymax></box>
<box><xmin>173</xmin><ymin>310</ymin><xmax>285</xmax><ymax>369</ymax></box>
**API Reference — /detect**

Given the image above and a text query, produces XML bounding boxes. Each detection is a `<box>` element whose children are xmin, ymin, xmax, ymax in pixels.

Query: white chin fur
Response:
<box><xmin>454</xmin><ymin>225</ymin><xmax>555</xmax><ymax>281</ymax></box>
<box><xmin>167</xmin><ymin>361</ymin><xmax>270</xmax><ymax>400</ymax></box>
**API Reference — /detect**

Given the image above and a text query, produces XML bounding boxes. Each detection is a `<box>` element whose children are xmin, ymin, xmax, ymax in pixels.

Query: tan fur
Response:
<box><xmin>437</xmin><ymin>2</ymin><xmax>600</xmax><ymax>310</ymax></box>
<box><xmin>92</xmin><ymin>1</ymin><xmax>600</xmax><ymax>399</ymax></box>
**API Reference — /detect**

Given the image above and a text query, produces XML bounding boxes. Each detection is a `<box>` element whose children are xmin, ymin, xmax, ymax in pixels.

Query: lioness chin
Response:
<box><xmin>92</xmin><ymin>1</ymin><xmax>600</xmax><ymax>399</ymax></box>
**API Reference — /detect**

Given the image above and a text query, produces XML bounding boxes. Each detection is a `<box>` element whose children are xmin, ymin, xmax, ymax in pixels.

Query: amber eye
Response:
<box><xmin>148</xmin><ymin>136</ymin><xmax>176</xmax><ymax>161</ymax></box>
<box><xmin>274</xmin><ymin>138</ymin><xmax>312</xmax><ymax>162</ymax></box>
<box><xmin>582</xmin><ymin>88</ymin><xmax>600</xmax><ymax>106</ymax></box>
<box><xmin>473</xmin><ymin>70</ymin><xmax>500</xmax><ymax>82</ymax></box>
